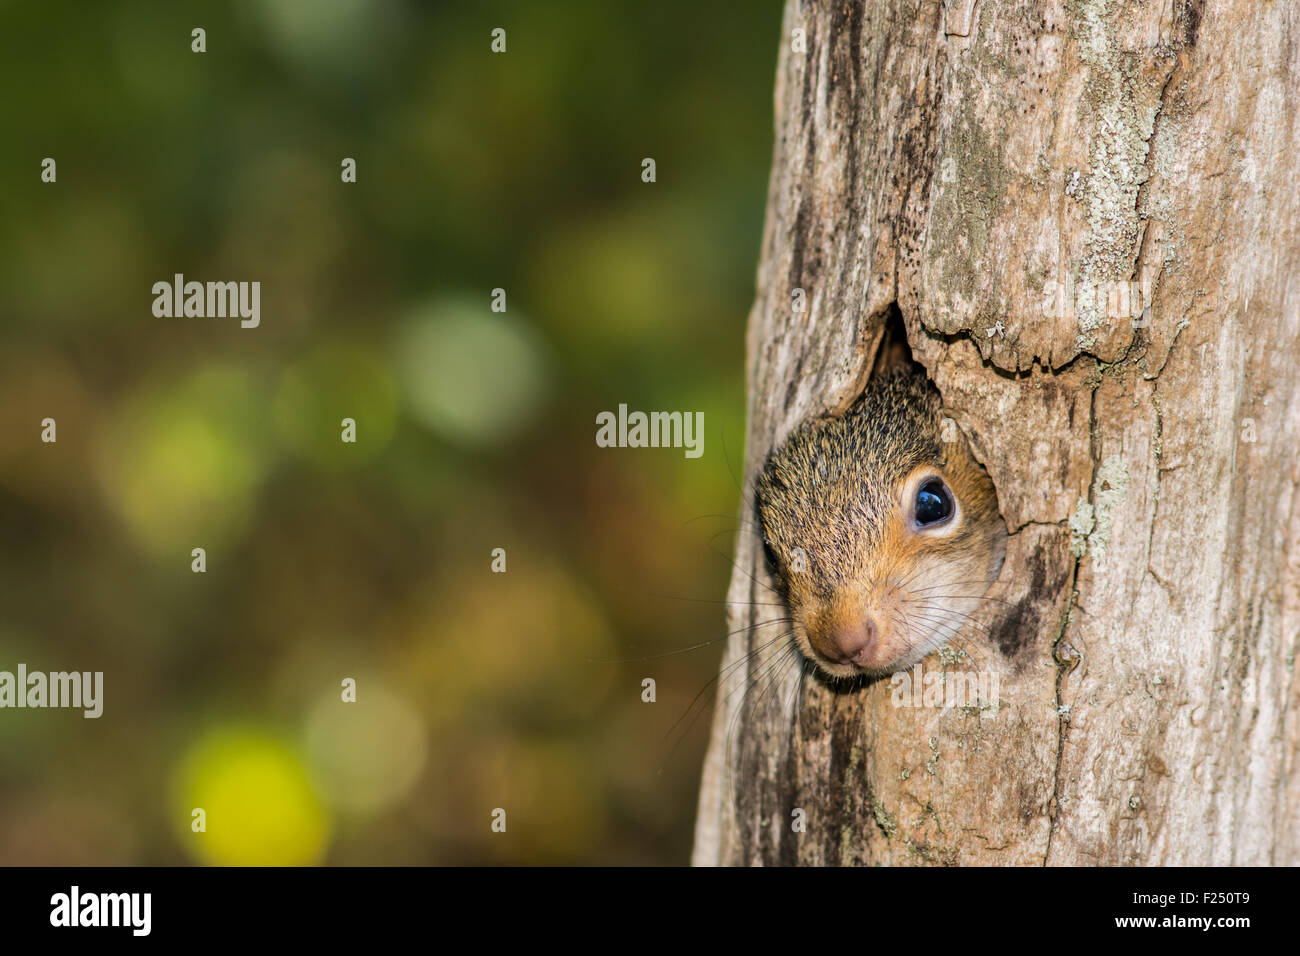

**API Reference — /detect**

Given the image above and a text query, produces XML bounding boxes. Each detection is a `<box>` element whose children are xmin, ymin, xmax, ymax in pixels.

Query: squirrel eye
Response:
<box><xmin>914</xmin><ymin>478</ymin><xmax>954</xmax><ymax>526</ymax></box>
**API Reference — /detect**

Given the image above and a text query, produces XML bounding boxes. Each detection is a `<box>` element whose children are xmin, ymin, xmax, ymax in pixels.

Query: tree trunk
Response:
<box><xmin>693</xmin><ymin>0</ymin><xmax>1300</xmax><ymax>866</ymax></box>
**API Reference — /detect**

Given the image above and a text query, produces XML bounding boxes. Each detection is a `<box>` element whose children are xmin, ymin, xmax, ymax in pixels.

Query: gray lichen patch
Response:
<box><xmin>1067</xmin><ymin>0</ymin><xmax>1168</xmax><ymax>353</ymax></box>
<box><xmin>925</xmin><ymin>735</ymin><xmax>941</xmax><ymax>776</ymax></box>
<box><xmin>1067</xmin><ymin>453</ymin><xmax>1129</xmax><ymax>560</ymax></box>
<box><xmin>1087</xmin><ymin>455</ymin><xmax>1130</xmax><ymax>560</ymax></box>
<box><xmin>1069</xmin><ymin>499</ymin><xmax>1096</xmax><ymax>557</ymax></box>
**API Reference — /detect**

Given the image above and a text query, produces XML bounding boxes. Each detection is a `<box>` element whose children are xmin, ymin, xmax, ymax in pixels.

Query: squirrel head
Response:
<box><xmin>754</xmin><ymin>367</ymin><xmax>1007</xmax><ymax>680</ymax></box>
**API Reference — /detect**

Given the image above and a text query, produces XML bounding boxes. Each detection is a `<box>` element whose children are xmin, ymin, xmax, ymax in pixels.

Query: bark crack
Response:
<box><xmin>1043</xmin><ymin>366</ymin><xmax>1102</xmax><ymax>863</ymax></box>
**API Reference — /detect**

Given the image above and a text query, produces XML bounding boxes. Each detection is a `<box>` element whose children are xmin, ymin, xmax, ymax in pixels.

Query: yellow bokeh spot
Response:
<box><xmin>171</xmin><ymin>727</ymin><xmax>331</xmax><ymax>866</ymax></box>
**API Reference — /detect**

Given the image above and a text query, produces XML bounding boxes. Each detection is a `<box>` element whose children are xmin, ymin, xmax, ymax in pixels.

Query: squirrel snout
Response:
<box><xmin>812</xmin><ymin>614</ymin><xmax>880</xmax><ymax>669</ymax></box>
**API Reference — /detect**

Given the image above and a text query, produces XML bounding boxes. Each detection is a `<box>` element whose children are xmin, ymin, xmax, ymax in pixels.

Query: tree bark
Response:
<box><xmin>693</xmin><ymin>0</ymin><xmax>1300</xmax><ymax>866</ymax></box>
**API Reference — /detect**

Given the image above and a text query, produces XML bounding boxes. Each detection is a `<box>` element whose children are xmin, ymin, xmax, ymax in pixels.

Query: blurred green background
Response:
<box><xmin>0</xmin><ymin>0</ymin><xmax>781</xmax><ymax>864</ymax></box>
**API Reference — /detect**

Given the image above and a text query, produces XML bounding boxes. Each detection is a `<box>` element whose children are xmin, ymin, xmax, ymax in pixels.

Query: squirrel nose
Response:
<box><xmin>827</xmin><ymin>617</ymin><xmax>878</xmax><ymax>667</ymax></box>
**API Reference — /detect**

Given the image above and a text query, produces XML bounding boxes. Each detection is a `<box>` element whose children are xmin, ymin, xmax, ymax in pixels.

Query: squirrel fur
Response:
<box><xmin>755</xmin><ymin>365</ymin><xmax>1007</xmax><ymax>679</ymax></box>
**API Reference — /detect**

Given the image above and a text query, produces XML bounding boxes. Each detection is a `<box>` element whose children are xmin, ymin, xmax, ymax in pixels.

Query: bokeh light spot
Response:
<box><xmin>304</xmin><ymin>680</ymin><xmax>427</xmax><ymax>814</ymax></box>
<box><xmin>98</xmin><ymin>364</ymin><xmax>271</xmax><ymax>555</ymax></box>
<box><xmin>272</xmin><ymin>342</ymin><xmax>400</xmax><ymax>468</ymax></box>
<box><xmin>393</xmin><ymin>297</ymin><xmax>549</xmax><ymax>447</ymax></box>
<box><xmin>171</xmin><ymin>727</ymin><xmax>331</xmax><ymax>866</ymax></box>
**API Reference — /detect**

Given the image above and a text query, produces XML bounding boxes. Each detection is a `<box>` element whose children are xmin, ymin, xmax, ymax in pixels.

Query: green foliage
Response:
<box><xmin>0</xmin><ymin>0</ymin><xmax>782</xmax><ymax>864</ymax></box>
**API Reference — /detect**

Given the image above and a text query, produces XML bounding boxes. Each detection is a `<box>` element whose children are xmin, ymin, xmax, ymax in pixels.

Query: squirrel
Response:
<box><xmin>754</xmin><ymin>360</ymin><xmax>1007</xmax><ymax>681</ymax></box>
